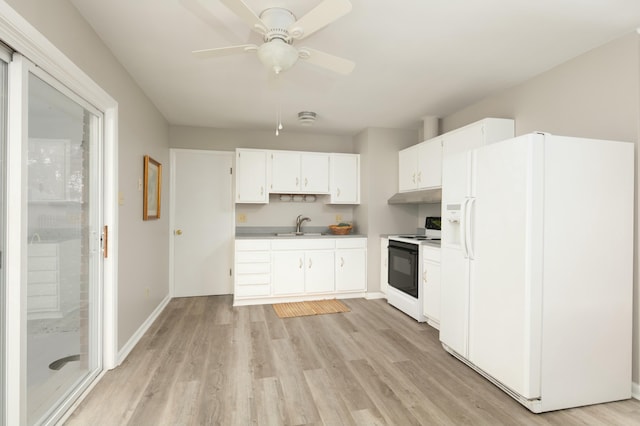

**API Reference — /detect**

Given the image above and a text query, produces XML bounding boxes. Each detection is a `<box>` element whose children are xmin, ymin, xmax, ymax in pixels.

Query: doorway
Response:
<box><xmin>170</xmin><ymin>149</ymin><xmax>234</xmax><ymax>297</ymax></box>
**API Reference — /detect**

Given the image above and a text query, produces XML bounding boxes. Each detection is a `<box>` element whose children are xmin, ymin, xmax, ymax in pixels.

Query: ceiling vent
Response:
<box><xmin>298</xmin><ymin>111</ymin><xmax>317</xmax><ymax>126</ymax></box>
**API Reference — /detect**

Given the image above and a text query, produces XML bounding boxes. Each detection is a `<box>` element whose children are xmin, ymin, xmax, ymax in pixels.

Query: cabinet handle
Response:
<box><xmin>423</xmin><ymin>270</ymin><xmax>427</xmax><ymax>283</ymax></box>
<box><xmin>299</xmin><ymin>258</ymin><xmax>303</xmax><ymax>269</ymax></box>
<box><xmin>340</xmin><ymin>257</ymin><xmax>344</xmax><ymax>267</ymax></box>
<box><xmin>337</xmin><ymin>187</ymin><xmax>341</xmax><ymax>197</ymax></box>
<box><xmin>417</xmin><ymin>171</ymin><xmax>422</xmax><ymax>183</ymax></box>
<box><xmin>308</xmin><ymin>258</ymin><xmax>312</xmax><ymax>268</ymax></box>
<box><xmin>260</xmin><ymin>186</ymin><xmax>264</xmax><ymax>196</ymax></box>
<box><xmin>305</xmin><ymin>177</ymin><xmax>308</xmax><ymax>187</ymax></box>
<box><xmin>412</xmin><ymin>173</ymin><xmax>416</xmax><ymax>184</ymax></box>
<box><xmin>296</xmin><ymin>177</ymin><xmax>299</xmax><ymax>187</ymax></box>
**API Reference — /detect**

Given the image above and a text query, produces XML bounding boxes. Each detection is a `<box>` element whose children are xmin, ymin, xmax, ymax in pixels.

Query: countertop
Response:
<box><xmin>235</xmin><ymin>233</ymin><xmax>366</xmax><ymax>239</ymax></box>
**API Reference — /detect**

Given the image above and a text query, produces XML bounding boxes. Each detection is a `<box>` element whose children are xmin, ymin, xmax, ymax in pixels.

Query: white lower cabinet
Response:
<box><xmin>272</xmin><ymin>250</ymin><xmax>335</xmax><ymax>295</ymax></box>
<box><xmin>422</xmin><ymin>245</ymin><xmax>441</xmax><ymax>327</ymax></box>
<box><xmin>380</xmin><ymin>237</ymin><xmax>388</xmax><ymax>296</ymax></box>
<box><xmin>235</xmin><ymin>240</ymin><xmax>271</xmax><ymax>297</ymax></box>
<box><xmin>234</xmin><ymin>237</ymin><xmax>366</xmax><ymax>304</ymax></box>
<box><xmin>335</xmin><ymin>238</ymin><xmax>367</xmax><ymax>292</ymax></box>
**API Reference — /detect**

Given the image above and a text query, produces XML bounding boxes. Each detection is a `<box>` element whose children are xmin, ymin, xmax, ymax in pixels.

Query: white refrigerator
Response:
<box><xmin>440</xmin><ymin>132</ymin><xmax>634</xmax><ymax>413</ymax></box>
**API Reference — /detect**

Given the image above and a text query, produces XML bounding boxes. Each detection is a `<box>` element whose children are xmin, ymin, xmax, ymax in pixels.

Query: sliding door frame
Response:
<box><xmin>0</xmin><ymin>3</ymin><xmax>119</xmax><ymax>425</ymax></box>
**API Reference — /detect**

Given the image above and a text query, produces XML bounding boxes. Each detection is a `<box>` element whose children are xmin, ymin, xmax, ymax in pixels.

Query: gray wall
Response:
<box><xmin>441</xmin><ymin>32</ymin><xmax>640</xmax><ymax>386</ymax></box>
<box><xmin>354</xmin><ymin>128</ymin><xmax>420</xmax><ymax>292</ymax></box>
<box><xmin>6</xmin><ymin>0</ymin><xmax>172</xmax><ymax>350</ymax></box>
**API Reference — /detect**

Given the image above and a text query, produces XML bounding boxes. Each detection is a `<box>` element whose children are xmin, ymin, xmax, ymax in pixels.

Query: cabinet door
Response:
<box><xmin>417</xmin><ymin>138</ymin><xmax>442</xmax><ymax>189</ymax></box>
<box><xmin>422</xmin><ymin>259</ymin><xmax>441</xmax><ymax>323</ymax></box>
<box><xmin>398</xmin><ymin>145</ymin><xmax>418</xmax><ymax>192</ymax></box>
<box><xmin>305</xmin><ymin>250</ymin><xmax>335</xmax><ymax>293</ymax></box>
<box><xmin>380</xmin><ymin>238</ymin><xmax>388</xmax><ymax>296</ymax></box>
<box><xmin>270</xmin><ymin>151</ymin><xmax>301</xmax><ymax>192</ymax></box>
<box><xmin>236</xmin><ymin>149</ymin><xmax>268</xmax><ymax>203</ymax></box>
<box><xmin>336</xmin><ymin>249</ymin><xmax>366</xmax><ymax>292</ymax></box>
<box><xmin>329</xmin><ymin>154</ymin><xmax>359</xmax><ymax>204</ymax></box>
<box><xmin>272</xmin><ymin>251</ymin><xmax>305</xmax><ymax>295</ymax></box>
<box><xmin>301</xmin><ymin>153</ymin><xmax>329</xmax><ymax>193</ymax></box>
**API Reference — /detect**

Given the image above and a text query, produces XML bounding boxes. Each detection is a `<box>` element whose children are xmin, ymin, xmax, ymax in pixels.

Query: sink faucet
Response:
<box><xmin>295</xmin><ymin>214</ymin><xmax>311</xmax><ymax>234</ymax></box>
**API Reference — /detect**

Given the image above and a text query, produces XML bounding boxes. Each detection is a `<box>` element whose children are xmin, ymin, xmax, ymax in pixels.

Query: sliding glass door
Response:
<box><xmin>3</xmin><ymin>54</ymin><xmax>104</xmax><ymax>426</ymax></box>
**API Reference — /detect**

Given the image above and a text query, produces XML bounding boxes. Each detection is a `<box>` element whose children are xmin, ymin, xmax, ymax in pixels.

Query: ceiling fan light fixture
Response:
<box><xmin>257</xmin><ymin>39</ymin><xmax>298</xmax><ymax>74</ymax></box>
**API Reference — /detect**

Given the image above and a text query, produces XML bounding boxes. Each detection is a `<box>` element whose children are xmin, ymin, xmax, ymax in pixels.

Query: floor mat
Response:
<box><xmin>272</xmin><ymin>299</ymin><xmax>350</xmax><ymax>319</ymax></box>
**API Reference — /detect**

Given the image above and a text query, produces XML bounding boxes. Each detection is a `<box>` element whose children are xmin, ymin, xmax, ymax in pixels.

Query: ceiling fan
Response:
<box><xmin>193</xmin><ymin>0</ymin><xmax>355</xmax><ymax>75</ymax></box>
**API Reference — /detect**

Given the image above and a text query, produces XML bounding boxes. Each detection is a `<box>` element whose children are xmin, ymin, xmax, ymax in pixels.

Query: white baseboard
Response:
<box><xmin>117</xmin><ymin>294</ymin><xmax>171</xmax><ymax>365</ymax></box>
<box><xmin>633</xmin><ymin>381</ymin><xmax>640</xmax><ymax>400</ymax></box>
<box><xmin>365</xmin><ymin>291</ymin><xmax>386</xmax><ymax>300</ymax></box>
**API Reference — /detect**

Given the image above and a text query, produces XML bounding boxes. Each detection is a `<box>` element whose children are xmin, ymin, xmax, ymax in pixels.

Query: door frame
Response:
<box><xmin>169</xmin><ymin>149</ymin><xmax>235</xmax><ymax>297</ymax></box>
<box><xmin>0</xmin><ymin>4</ymin><xmax>119</xmax><ymax>425</ymax></box>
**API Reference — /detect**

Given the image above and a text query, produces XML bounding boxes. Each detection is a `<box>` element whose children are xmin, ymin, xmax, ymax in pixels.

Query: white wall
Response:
<box><xmin>354</xmin><ymin>128</ymin><xmax>420</xmax><ymax>293</ymax></box>
<box><xmin>5</xmin><ymin>0</ymin><xmax>172</xmax><ymax>349</ymax></box>
<box><xmin>169</xmin><ymin>125</ymin><xmax>354</xmax><ymax>153</ymax></box>
<box><xmin>441</xmin><ymin>32</ymin><xmax>640</xmax><ymax>388</ymax></box>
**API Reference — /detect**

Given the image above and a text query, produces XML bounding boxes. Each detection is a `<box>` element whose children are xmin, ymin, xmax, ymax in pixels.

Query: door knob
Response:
<box><xmin>175</xmin><ymin>229</ymin><xmax>183</xmax><ymax>236</ymax></box>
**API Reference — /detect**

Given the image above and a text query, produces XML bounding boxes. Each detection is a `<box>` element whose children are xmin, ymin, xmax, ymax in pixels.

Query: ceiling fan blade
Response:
<box><xmin>192</xmin><ymin>44</ymin><xmax>258</xmax><ymax>58</ymax></box>
<box><xmin>298</xmin><ymin>47</ymin><xmax>355</xmax><ymax>75</ymax></box>
<box><xmin>219</xmin><ymin>0</ymin><xmax>266</xmax><ymax>34</ymax></box>
<box><xmin>289</xmin><ymin>0</ymin><xmax>352</xmax><ymax>40</ymax></box>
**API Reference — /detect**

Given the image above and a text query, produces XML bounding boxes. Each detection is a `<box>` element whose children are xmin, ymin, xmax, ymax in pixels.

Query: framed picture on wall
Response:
<box><xmin>143</xmin><ymin>155</ymin><xmax>162</xmax><ymax>220</ymax></box>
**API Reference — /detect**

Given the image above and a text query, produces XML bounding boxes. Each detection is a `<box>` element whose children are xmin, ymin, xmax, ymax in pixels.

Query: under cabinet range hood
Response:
<box><xmin>387</xmin><ymin>188</ymin><xmax>442</xmax><ymax>204</ymax></box>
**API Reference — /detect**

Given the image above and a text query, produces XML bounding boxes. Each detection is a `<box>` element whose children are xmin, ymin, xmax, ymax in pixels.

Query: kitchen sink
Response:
<box><xmin>275</xmin><ymin>232</ymin><xmax>323</xmax><ymax>237</ymax></box>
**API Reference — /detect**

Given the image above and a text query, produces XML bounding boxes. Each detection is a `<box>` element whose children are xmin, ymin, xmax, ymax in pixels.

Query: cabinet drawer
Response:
<box><xmin>236</xmin><ymin>273</ymin><xmax>271</xmax><ymax>285</ymax></box>
<box><xmin>28</xmin><ymin>244</ymin><xmax>58</xmax><ymax>257</ymax></box>
<box><xmin>28</xmin><ymin>283</ymin><xmax>58</xmax><ymax>297</ymax></box>
<box><xmin>271</xmin><ymin>239</ymin><xmax>335</xmax><ymax>251</ymax></box>
<box><xmin>422</xmin><ymin>246</ymin><xmax>441</xmax><ymax>262</ymax></box>
<box><xmin>236</xmin><ymin>262</ymin><xmax>270</xmax><ymax>274</ymax></box>
<box><xmin>236</xmin><ymin>251</ymin><xmax>270</xmax><ymax>263</ymax></box>
<box><xmin>28</xmin><ymin>271</ymin><xmax>58</xmax><ymax>284</ymax></box>
<box><xmin>236</xmin><ymin>239</ymin><xmax>270</xmax><ymax>251</ymax></box>
<box><xmin>235</xmin><ymin>284</ymin><xmax>271</xmax><ymax>297</ymax></box>
<box><xmin>335</xmin><ymin>238</ymin><xmax>367</xmax><ymax>249</ymax></box>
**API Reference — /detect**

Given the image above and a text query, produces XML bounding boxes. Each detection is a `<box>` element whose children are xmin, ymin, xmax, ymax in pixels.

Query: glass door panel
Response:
<box><xmin>26</xmin><ymin>72</ymin><xmax>101</xmax><ymax>425</ymax></box>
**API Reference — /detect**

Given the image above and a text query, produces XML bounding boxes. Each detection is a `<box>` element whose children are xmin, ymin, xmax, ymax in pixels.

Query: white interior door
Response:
<box><xmin>171</xmin><ymin>150</ymin><xmax>233</xmax><ymax>297</ymax></box>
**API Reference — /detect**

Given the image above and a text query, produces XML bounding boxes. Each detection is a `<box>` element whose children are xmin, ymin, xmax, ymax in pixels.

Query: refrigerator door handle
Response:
<box><xmin>460</xmin><ymin>198</ymin><xmax>469</xmax><ymax>258</ymax></box>
<box><xmin>466</xmin><ymin>197</ymin><xmax>476</xmax><ymax>260</ymax></box>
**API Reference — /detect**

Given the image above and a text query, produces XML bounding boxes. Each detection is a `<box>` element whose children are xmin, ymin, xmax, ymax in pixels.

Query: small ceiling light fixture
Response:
<box><xmin>298</xmin><ymin>111</ymin><xmax>317</xmax><ymax>126</ymax></box>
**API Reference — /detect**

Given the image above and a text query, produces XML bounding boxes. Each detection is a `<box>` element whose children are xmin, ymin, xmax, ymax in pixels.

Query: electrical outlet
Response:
<box><xmin>145</xmin><ymin>287</ymin><xmax>150</xmax><ymax>298</ymax></box>
<box><xmin>138</xmin><ymin>178</ymin><xmax>143</xmax><ymax>191</ymax></box>
<box><xmin>237</xmin><ymin>213</ymin><xmax>247</xmax><ymax>223</ymax></box>
<box><xmin>335</xmin><ymin>214</ymin><xmax>343</xmax><ymax>223</ymax></box>
<box><xmin>118</xmin><ymin>192</ymin><xmax>124</xmax><ymax>206</ymax></box>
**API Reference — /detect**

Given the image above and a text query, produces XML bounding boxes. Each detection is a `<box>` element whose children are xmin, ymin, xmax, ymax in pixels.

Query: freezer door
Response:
<box><xmin>467</xmin><ymin>134</ymin><xmax>543</xmax><ymax>400</ymax></box>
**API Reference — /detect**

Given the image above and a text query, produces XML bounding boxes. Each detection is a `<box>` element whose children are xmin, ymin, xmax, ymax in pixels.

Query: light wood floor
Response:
<box><xmin>65</xmin><ymin>296</ymin><xmax>640</xmax><ymax>425</ymax></box>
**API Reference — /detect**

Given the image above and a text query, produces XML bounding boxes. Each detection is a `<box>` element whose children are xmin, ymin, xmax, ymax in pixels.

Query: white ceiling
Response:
<box><xmin>69</xmin><ymin>0</ymin><xmax>640</xmax><ymax>135</ymax></box>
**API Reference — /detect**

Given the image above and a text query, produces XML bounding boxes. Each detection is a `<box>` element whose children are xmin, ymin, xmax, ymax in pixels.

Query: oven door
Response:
<box><xmin>388</xmin><ymin>240</ymin><xmax>419</xmax><ymax>298</ymax></box>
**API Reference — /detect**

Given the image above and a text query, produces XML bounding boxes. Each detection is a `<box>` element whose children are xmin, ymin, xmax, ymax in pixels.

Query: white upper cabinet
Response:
<box><xmin>301</xmin><ymin>153</ymin><xmax>330</xmax><ymax>193</ymax></box>
<box><xmin>236</xmin><ymin>149</ymin><xmax>268</xmax><ymax>203</ymax></box>
<box><xmin>399</xmin><ymin>138</ymin><xmax>442</xmax><ymax>192</ymax></box>
<box><xmin>329</xmin><ymin>153</ymin><xmax>360</xmax><ymax>204</ymax></box>
<box><xmin>270</xmin><ymin>151</ymin><xmax>329</xmax><ymax>194</ymax></box>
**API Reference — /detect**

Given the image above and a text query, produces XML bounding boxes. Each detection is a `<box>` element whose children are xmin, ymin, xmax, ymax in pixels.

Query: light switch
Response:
<box><xmin>335</xmin><ymin>214</ymin><xmax>343</xmax><ymax>222</ymax></box>
<box><xmin>118</xmin><ymin>192</ymin><xmax>124</xmax><ymax>206</ymax></box>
